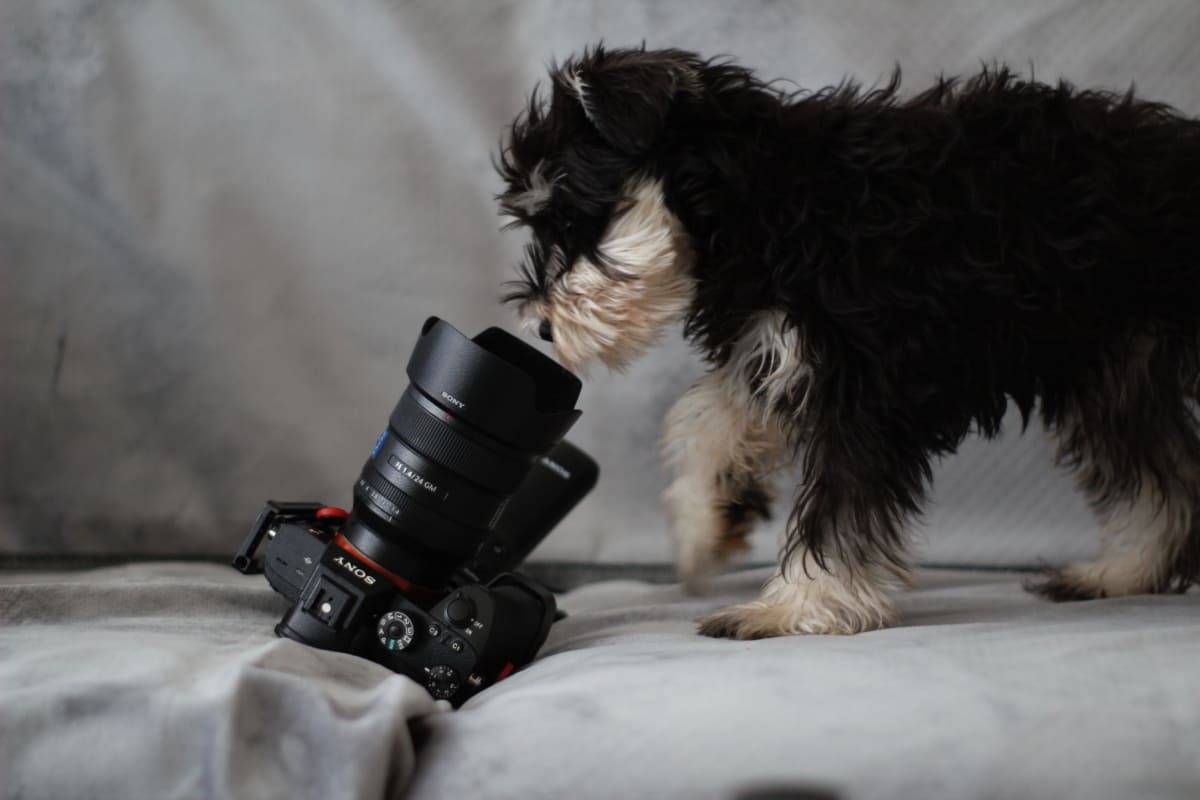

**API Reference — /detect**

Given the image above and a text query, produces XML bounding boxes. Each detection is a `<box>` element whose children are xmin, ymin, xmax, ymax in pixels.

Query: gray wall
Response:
<box><xmin>4</xmin><ymin>0</ymin><xmax>1199</xmax><ymax>566</ymax></box>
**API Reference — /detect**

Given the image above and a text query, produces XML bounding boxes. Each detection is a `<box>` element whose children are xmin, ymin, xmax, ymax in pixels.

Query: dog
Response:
<box><xmin>494</xmin><ymin>45</ymin><xmax>1200</xmax><ymax>639</ymax></box>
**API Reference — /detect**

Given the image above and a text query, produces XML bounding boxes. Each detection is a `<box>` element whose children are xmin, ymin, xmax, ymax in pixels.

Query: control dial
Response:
<box><xmin>425</xmin><ymin>665</ymin><xmax>461</xmax><ymax>700</ymax></box>
<box><xmin>377</xmin><ymin>611</ymin><xmax>416</xmax><ymax>651</ymax></box>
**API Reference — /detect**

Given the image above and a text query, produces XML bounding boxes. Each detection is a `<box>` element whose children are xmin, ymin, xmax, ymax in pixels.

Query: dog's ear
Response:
<box><xmin>554</xmin><ymin>46</ymin><xmax>700</xmax><ymax>154</ymax></box>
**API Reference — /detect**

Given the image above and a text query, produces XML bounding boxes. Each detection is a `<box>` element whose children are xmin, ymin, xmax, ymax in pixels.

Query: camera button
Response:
<box><xmin>445</xmin><ymin>597</ymin><xmax>476</xmax><ymax>627</ymax></box>
<box><xmin>428</xmin><ymin>623</ymin><xmax>442</xmax><ymax>637</ymax></box>
<box><xmin>450</xmin><ymin>640</ymin><xmax>463</xmax><ymax>653</ymax></box>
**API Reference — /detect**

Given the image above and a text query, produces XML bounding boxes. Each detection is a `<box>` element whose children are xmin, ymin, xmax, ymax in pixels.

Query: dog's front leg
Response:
<box><xmin>661</xmin><ymin>368</ymin><xmax>787</xmax><ymax>592</ymax></box>
<box><xmin>698</xmin><ymin>405</ymin><xmax>923</xmax><ymax>638</ymax></box>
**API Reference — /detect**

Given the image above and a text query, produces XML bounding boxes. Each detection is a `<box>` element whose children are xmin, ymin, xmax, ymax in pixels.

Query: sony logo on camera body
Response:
<box><xmin>333</xmin><ymin>555</ymin><xmax>377</xmax><ymax>586</ymax></box>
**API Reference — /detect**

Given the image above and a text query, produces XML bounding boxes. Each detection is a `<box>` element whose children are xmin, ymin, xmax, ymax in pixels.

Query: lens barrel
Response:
<box><xmin>342</xmin><ymin>317</ymin><xmax>582</xmax><ymax>587</ymax></box>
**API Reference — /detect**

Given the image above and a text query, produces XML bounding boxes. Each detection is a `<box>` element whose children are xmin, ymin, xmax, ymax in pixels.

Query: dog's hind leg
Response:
<box><xmin>661</xmin><ymin>368</ymin><xmax>789</xmax><ymax>592</ymax></box>
<box><xmin>1033</xmin><ymin>340</ymin><xmax>1200</xmax><ymax>599</ymax></box>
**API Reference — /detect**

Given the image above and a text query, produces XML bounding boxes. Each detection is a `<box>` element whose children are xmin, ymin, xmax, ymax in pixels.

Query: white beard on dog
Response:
<box><xmin>521</xmin><ymin>177</ymin><xmax>695</xmax><ymax>372</ymax></box>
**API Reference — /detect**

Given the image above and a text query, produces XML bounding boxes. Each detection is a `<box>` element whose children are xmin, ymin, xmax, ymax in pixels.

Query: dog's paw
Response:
<box><xmin>697</xmin><ymin>598</ymin><xmax>892</xmax><ymax>639</ymax></box>
<box><xmin>668</xmin><ymin>509</ymin><xmax>722</xmax><ymax>594</ymax></box>
<box><xmin>1026</xmin><ymin>560</ymin><xmax>1156</xmax><ymax>601</ymax></box>
<box><xmin>676</xmin><ymin>544</ymin><xmax>720</xmax><ymax>595</ymax></box>
<box><xmin>674</xmin><ymin>520</ymin><xmax>755</xmax><ymax>595</ymax></box>
<box><xmin>1025</xmin><ymin>568</ymin><xmax>1105</xmax><ymax>602</ymax></box>
<box><xmin>698</xmin><ymin>568</ymin><xmax>898</xmax><ymax>638</ymax></box>
<box><xmin>698</xmin><ymin>602</ymin><xmax>833</xmax><ymax>638</ymax></box>
<box><xmin>666</xmin><ymin>481</ymin><xmax>769</xmax><ymax>594</ymax></box>
<box><xmin>664</xmin><ymin>482</ymin><xmax>726</xmax><ymax>594</ymax></box>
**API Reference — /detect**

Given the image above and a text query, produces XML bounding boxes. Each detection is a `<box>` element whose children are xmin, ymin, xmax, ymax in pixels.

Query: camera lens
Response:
<box><xmin>339</xmin><ymin>317</ymin><xmax>582</xmax><ymax>587</ymax></box>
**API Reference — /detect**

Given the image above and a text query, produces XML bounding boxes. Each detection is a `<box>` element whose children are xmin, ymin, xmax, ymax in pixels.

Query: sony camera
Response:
<box><xmin>233</xmin><ymin>317</ymin><xmax>597</xmax><ymax>706</ymax></box>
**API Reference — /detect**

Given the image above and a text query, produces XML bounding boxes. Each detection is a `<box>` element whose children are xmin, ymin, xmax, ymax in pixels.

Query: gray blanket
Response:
<box><xmin>3</xmin><ymin>563</ymin><xmax>1198</xmax><ymax>799</ymax></box>
<box><xmin>0</xmin><ymin>564</ymin><xmax>443</xmax><ymax>800</ymax></box>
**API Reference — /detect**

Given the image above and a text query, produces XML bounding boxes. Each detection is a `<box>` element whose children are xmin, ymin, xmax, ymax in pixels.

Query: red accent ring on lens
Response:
<box><xmin>316</xmin><ymin>507</ymin><xmax>350</xmax><ymax>521</ymax></box>
<box><xmin>332</xmin><ymin>533</ymin><xmax>415</xmax><ymax>591</ymax></box>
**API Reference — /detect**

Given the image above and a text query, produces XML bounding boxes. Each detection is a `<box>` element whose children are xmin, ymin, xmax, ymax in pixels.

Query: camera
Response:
<box><xmin>233</xmin><ymin>317</ymin><xmax>597</xmax><ymax>706</ymax></box>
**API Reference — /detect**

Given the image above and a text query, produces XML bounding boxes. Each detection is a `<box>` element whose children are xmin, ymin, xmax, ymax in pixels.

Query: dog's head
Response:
<box><xmin>496</xmin><ymin>46</ymin><xmax>702</xmax><ymax>372</ymax></box>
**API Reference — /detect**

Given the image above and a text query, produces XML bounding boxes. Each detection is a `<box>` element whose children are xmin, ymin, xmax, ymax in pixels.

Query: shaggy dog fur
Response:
<box><xmin>494</xmin><ymin>45</ymin><xmax>1200</xmax><ymax>639</ymax></box>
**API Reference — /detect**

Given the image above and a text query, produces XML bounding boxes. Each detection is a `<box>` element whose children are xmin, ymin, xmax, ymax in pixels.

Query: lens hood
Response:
<box><xmin>405</xmin><ymin>317</ymin><xmax>582</xmax><ymax>451</ymax></box>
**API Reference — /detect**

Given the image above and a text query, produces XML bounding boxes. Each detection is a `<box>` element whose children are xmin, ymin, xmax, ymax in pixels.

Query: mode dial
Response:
<box><xmin>376</xmin><ymin>611</ymin><xmax>416</xmax><ymax>651</ymax></box>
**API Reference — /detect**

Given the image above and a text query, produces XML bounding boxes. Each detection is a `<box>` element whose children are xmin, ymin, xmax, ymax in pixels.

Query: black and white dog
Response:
<box><xmin>495</xmin><ymin>45</ymin><xmax>1200</xmax><ymax>639</ymax></box>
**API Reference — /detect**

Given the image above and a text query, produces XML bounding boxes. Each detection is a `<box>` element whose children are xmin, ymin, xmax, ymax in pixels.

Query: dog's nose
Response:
<box><xmin>538</xmin><ymin>319</ymin><xmax>553</xmax><ymax>342</ymax></box>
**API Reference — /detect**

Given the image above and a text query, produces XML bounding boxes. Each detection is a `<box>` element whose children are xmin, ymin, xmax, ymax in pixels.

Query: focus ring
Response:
<box><xmin>390</xmin><ymin>390</ymin><xmax>533</xmax><ymax>493</ymax></box>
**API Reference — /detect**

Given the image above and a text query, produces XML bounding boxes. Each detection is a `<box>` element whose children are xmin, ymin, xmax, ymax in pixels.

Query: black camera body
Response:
<box><xmin>235</xmin><ymin>493</ymin><xmax>563</xmax><ymax>705</ymax></box>
<box><xmin>233</xmin><ymin>318</ymin><xmax>597</xmax><ymax>706</ymax></box>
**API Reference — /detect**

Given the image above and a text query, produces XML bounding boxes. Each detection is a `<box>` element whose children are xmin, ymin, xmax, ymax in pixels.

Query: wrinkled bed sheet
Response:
<box><xmin>2</xmin><ymin>562</ymin><xmax>1197</xmax><ymax>800</ymax></box>
<box><xmin>0</xmin><ymin>563</ymin><xmax>443</xmax><ymax>800</ymax></box>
